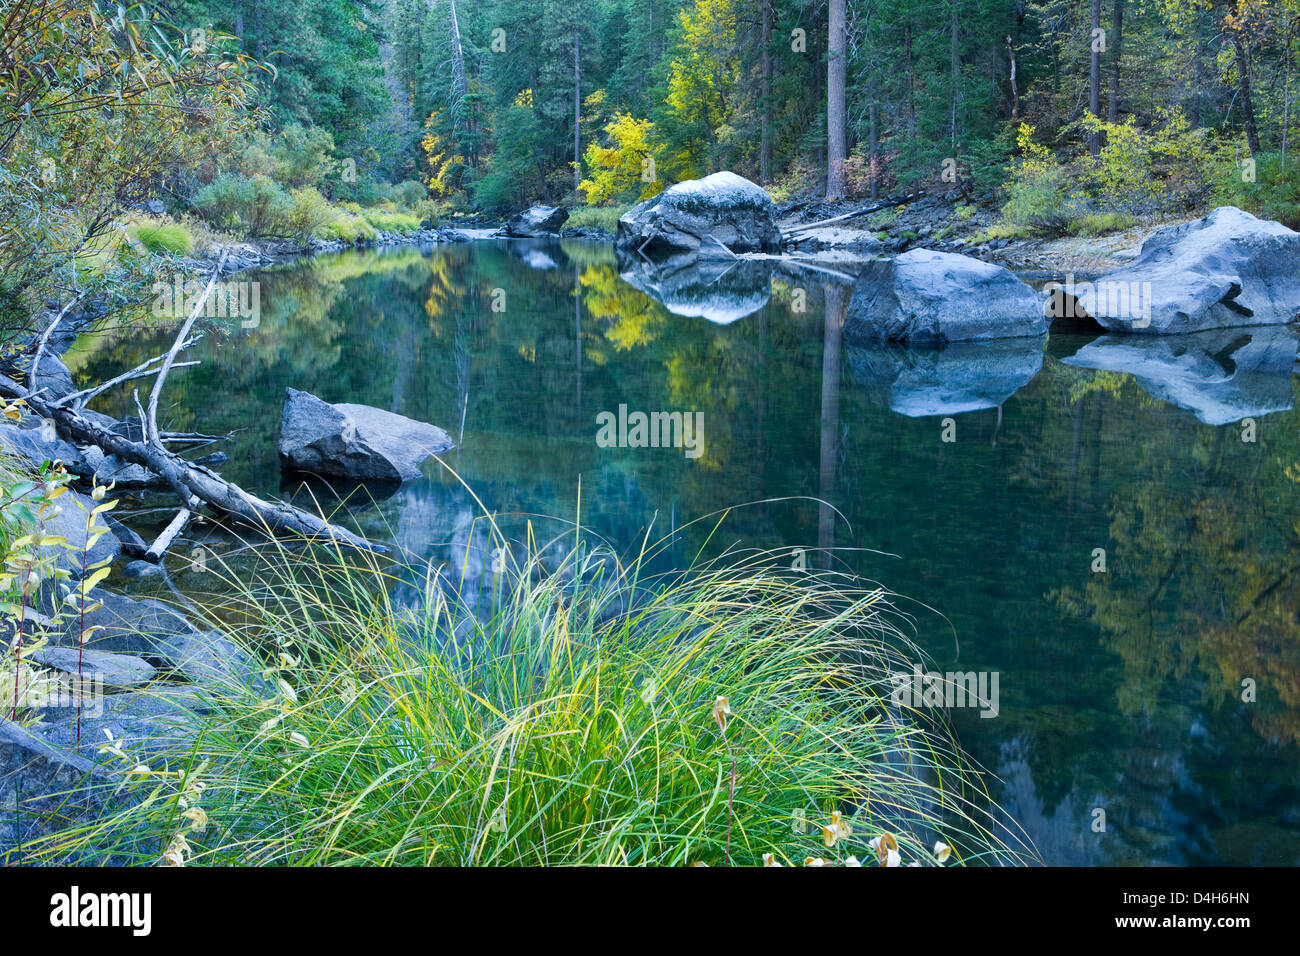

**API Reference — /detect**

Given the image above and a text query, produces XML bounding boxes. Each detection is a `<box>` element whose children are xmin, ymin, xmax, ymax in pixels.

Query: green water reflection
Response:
<box><xmin>67</xmin><ymin>240</ymin><xmax>1300</xmax><ymax>865</ymax></box>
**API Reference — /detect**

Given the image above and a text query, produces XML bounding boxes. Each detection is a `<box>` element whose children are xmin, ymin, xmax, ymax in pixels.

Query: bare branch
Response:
<box><xmin>146</xmin><ymin>251</ymin><xmax>228</xmax><ymax>449</ymax></box>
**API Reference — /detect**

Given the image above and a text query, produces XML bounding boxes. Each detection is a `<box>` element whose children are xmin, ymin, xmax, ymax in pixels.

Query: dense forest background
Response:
<box><xmin>3</xmin><ymin>0</ymin><xmax>1300</xmax><ymax>332</ymax></box>
<box><xmin>161</xmin><ymin>0</ymin><xmax>1299</xmax><ymax>209</ymax></box>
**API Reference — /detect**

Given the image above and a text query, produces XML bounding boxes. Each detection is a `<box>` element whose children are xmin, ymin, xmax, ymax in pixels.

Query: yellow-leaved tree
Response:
<box><xmin>579</xmin><ymin>114</ymin><xmax>662</xmax><ymax>205</ymax></box>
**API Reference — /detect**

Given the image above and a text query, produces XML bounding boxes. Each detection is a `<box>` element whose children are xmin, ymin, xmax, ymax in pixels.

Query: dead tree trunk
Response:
<box><xmin>760</xmin><ymin>0</ymin><xmax>773</xmax><ymax>185</ymax></box>
<box><xmin>0</xmin><ymin>374</ymin><xmax>384</xmax><ymax>553</ymax></box>
<box><xmin>1089</xmin><ymin>0</ymin><xmax>1102</xmax><ymax>157</ymax></box>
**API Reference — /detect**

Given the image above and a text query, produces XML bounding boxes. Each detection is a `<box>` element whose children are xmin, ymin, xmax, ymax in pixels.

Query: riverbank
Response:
<box><xmin>777</xmin><ymin>191</ymin><xmax>1197</xmax><ymax>276</ymax></box>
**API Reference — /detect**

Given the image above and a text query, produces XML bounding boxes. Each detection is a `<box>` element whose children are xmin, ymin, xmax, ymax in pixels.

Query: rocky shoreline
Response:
<box><xmin>174</xmin><ymin>219</ymin><xmax>616</xmax><ymax>282</ymax></box>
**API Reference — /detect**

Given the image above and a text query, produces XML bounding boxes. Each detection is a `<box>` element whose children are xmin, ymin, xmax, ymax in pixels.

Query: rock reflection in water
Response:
<box><xmin>846</xmin><ymin>336</ymin><xmax>1046</xmax><ymax>417</ymax></box>
<box><xmin>616</xmin><ymin>253</ymin><xmax>772</xmax><ymax>324</ymax></box>
<box><xmin>1062</xmin><ymin>326</ymin><xmax>1298</xmax><ymax>425</ymax></box>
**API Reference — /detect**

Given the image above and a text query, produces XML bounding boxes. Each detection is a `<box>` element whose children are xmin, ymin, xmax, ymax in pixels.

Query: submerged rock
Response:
<box><xmin>1062</xmin><ymin>326</ymin><xmax>1298</xmax><ymax>425</ymax></box>
<box><xmin>1083</xmin><ymin>206</ymin><xmax>1300</xmax><ymax>334</ymax></box>
<box><xmin>847</xmin><ymin>337</ymin><xmax>1046</xmax><ymax>416</ymax></box>
<box><xmin>846</xmin><ymin>249</ymin><xmax>1047</xmax><ymax>345</ymax></box>
<box><xmin>279</xmin><ymin>387</ymin><xmax>454</xmax><ymax>483</ymax></box>
<box><xmin>615</xmin><ymin>171</ymin><xmax>782</xmax><ymax>257</ymax></box>
<box><xmin>501</xmin><ymin>205</ymin><xmax>569</xmax><ymax>238</ymax></box>
<box><xmin>48</xmin><ymin>590</ymin><xmax>267</xmax><ymax>694</ymax></box>
<box><xmin>618</xmin><ymin>254</ymin><xmax>772</xmax><ymax>324</ymax></box>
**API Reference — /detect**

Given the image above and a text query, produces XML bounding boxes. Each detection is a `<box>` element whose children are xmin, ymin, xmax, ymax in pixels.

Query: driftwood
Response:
<box><xmin>27</xmin><ymin>294</ymin><xmax>84</xmax><ymax>396</ymax></box>
<box><xmin>145</xmin><ymin>253</ymin><xmax>226</xmax><ymax>450</ymax></box>
<box><xmin>145</xmin><ymin>509</ymin><xmax>193</xmax><ymax>562</ymax></box>
<box><xmin>57</xmin><ymin>349</ymin><xmax>201</xmax><ymax>410</ymax></box>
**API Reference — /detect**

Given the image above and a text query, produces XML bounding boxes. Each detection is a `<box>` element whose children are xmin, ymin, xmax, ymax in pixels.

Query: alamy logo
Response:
<box><xmin>152</xmin><ymin>276</ymin><xmax>261</xmax><ymax>329</ymax></box>
<box><xmin>890</xmin><ymin>664</ymin><xmax>1000</xmax><ymax>719</ymax></box>
<box><xmin>49</xmin><ymin>887</ymin><xmax>151</xmax><ymax>936</ymax></box>
<box><xmin>23</xmin><ymin>674</ymin><xmax>104</xmax><ymax>718</ymax></box>
<box><xmin>1044</xmin><ymin>273</ymin><xmax>1152</xmax><ymax>328</ymax></box>
<box><xmin>596</xmin><ymin>404</ymin><xmax>704</xmax><ymax>460</ymax></box>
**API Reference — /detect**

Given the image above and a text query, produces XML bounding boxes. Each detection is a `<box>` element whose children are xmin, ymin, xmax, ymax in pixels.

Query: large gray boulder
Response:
<box><xmin>47</xmin><ymin>590</ymin><xmax>266</xmax><ymax>694</ymax></box>
<box><xmin>501</xmin><ymin>205</ymin><xmax>569</xmax><ymax>238</ymax></box>
<box><xmin>1</xmin><ymin>718</ymin><xmax>107</xmax><ymax>855</ymax></box>
<box><xmin>30</xmin><ymin>354</ymin><xmax>75</xmax><ymax>399</ymax></box>
<box><xmin>40</xmin><ymin>488</ymin><xmax>122</xmax><ymax>576</ymax></box>
<box><xmin>0</xmin><ymin>419</ymin><xmax>82</xmax><ymax>471</ymax></box>
<box><xmin>29</xmin><ymin>647</ymin><xmax>156</xmax><ymax>690</ymax></box>
<box><xmin>615</xmin><ymin>171</ymin><xmax>782</xmax><ymax>257</ymax></box>
<box><xmin>1085</xmin><ymin>206</ymin><xmax>1300</xmax><ymax>334</ymax></box>
<box><xmin>2</xmin><ymin>688</ymin><xmax>213</xmax><ymax>858</ymax></box>
<box><xmin>846</xmin><ymin>249</ymin><xmax>1047</xmax><ymax>345</ymax></box>
<box><xmin>279</xmin><ymin>387</ymin><xmax>454</xmax><ymax>483</ymax></box>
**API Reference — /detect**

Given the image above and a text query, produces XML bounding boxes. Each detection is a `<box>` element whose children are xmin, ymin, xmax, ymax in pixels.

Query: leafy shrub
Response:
<box><xmin>271</xmin><ymin>124</ymin><xmax>338</xmax><ymax>189</ymax></box>
<box><xmin>414</xmin><ymin>198</ymin><xmax>448</xmax><ymax>226</ymax></box>
<box><xmin>1075</xmin><ymin>109</ymin><xmax>1214</xmax><ymax>214</ymax></box>
<box><xmin>281</xmin><ymin>188</ymin><xmax>336</xmax><ymax>242</ymax></box>
<box><xmin>997</xmin><ymin>124</ymin><xmax>1075</xmax><ymax>235</ymax></box>
<box><xmin>193</xmin><ymin>173</ymin><xmax>291</xmax><ymax>237</ymax></box>
<box><xmin>1213</xmin><ymin>150</ymin><xmax>1300</xmax><ymax>229</ymax></box>
<box><xmin>336</xmin><ymin>178</ymin><xmax>396</xmax><ymax>207</ymax></box>
<box><xmin>394</xmin><ymin>180</ymin><xmax>427</xmax><ymax>208</ymax></box>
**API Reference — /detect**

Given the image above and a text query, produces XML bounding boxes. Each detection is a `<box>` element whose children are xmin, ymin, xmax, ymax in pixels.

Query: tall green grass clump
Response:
<box><xmin>125</xmin><ymin>218</ymin><xmax>195</xmax><ymax>255</ymax></box>
<box><xmin>19</xmin><ymin>517</ymin><xmax>1030</xmax><ymax>867</ymax></box>
<box><xmin>566</xmin><ymin>205</ymin><xmax>629</xmax><ymax>233</ymax></box>
<box><xmin>360</xmin><ymin>208</ymin><xmax>422</xmax><ymax>235</ymax></box>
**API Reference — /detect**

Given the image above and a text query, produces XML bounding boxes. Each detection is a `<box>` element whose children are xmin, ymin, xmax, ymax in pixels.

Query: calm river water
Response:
<box><xmin>68</xmin><ymin>239</ymin><xmax>1300</xmax><ymax>865</ymax></box>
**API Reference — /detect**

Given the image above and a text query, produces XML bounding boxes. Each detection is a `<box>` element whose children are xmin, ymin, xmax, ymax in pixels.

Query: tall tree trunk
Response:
<box><xmin>826</xmin><ymin>0</ymin><xmax>848</xmax><ymax>200</ymax></box>
<box><xmin>949</xmin><ymin>0</ymin><xmax>961</xmax><ymax>156</ymax></box>
<box><xmin>760</xmin><ymin>0</ymin><xmax>772</xmax><ymax>184</ymax></box>
<box><xmin>1108</xmin><ymin>0</ymin><xmax>1123</xmax><ymax>121</ymax></box>
<box><xmin>1231</xmin><ymin>32</ymin><xmax>1261</xmax><ymax>156</ymax></box>
<box><xmin>574</xmin><ymin>32</ymin><xmax>582</xmax><ymax>194</ymax></box>
<box><xmin>905</xmin><ymin>25</ymin><xmax>918</xmax><ymax>193</ymax></box>
<box><xmin>1089</xmin><ymin>0</ymin><xmax>1101</xmax><ymax>157</ymax></box>
<box><xmin>446</xmin><ymin>0</ymin><xmax>472</xmax><ymax>164</ymax></box>
<box><xmin>868</xmin><ymin>92</ymin><xmax>880</xmax><ymax>200</ymax></box>
<box><xmin>1283</xmin><ymin>33</ymin><xmax>1292</xmax><ymax>169</ymax></box>
<box><xmin>1006</xmin><ymin>35</ymin><xmax>1020</xmax><ymax>120</ymax></box>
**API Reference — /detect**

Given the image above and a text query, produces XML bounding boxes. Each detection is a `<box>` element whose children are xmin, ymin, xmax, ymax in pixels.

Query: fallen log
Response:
<box><xmin>145</xmin><ymin>509</ymin><xmax>193</xmax><ymax>563</ymax></box>
<box><xmin>783</xmin><ymin>193</ymin><xmax>919</xmax><ymax>241</ymax></box>
<box><xmin>0</xmin><ymin>374</ymin><xmax>385</xmax><ymax>553</ymax></box>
